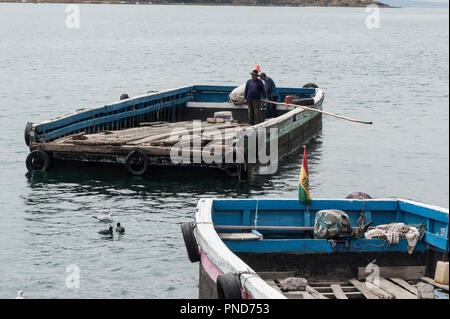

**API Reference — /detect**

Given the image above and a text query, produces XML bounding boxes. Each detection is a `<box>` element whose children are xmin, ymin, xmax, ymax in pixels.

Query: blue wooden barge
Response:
<box><xmin>24</xmin><ymin>84</ymin><xmax>324</xmax><ymax>179</ymax></box>
<box><xmin>183</xmin><ymin>198</ymin><xmax>449</xmax><ymax>299</ymax></box>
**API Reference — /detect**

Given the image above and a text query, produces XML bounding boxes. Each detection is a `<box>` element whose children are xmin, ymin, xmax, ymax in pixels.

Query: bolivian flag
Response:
<box><xmin>298</xmin><ymin>146</ymin><xmax>312</xmax><ymax>205</ymax></box>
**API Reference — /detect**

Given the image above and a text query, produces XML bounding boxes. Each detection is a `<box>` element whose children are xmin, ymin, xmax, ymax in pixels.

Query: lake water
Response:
<box><xmin>0</xmin><ymin>3</ymin><xmax>448</xmax><ymax>298</ymax></box>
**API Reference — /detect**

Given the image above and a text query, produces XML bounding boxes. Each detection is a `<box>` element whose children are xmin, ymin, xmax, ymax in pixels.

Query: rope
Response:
<box><xmin>253</xmin><ymin>199</ymin><xmax>259</xmax><ymax>229</ymax></box>
<box><xmin>358</xmin><ymin>197</ymin><xmax>366</xmax><ymax>227</ymax></box>
<box><xmin>235</xmin><ymin>270</ymin><xmax>260</xmax><ymax>293</ymax></box>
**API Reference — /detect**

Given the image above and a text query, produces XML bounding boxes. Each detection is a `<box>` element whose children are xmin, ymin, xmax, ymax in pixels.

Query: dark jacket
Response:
<box><xmin>264</xmin><ymin>77</ymin><xmax>279</xmax><ymax>99</ymax></box>
<box><xmin>244</xmin><ymin>79</ymin><xmax>267</xmax><ymax>100</ymax></box>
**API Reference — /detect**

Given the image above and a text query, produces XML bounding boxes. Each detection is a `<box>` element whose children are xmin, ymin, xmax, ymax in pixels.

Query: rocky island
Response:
<box><xmin>0</xmin><ymin>0</ymin><xmax>391</xmax><ymax>7</ymax></box>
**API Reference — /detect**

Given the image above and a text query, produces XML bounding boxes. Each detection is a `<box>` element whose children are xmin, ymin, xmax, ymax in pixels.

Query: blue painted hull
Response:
<box><xmin>192</xmin><ymin>198</ymin><xmax>449</xmax><ymax>299</ymax></box>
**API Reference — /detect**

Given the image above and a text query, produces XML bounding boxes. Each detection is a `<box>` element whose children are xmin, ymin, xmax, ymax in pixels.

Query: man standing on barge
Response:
<box><xmin>259</xmin><ymin>72</ymin><xmax>279</xmax><ymax>119</ymax></box>
<box><xmin>244</xmin><ymin>69</ymin><xmax>266</xmax><ymax>125</ymax></box>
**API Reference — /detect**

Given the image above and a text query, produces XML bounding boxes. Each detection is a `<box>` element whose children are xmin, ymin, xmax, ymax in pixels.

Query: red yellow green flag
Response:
<box><xmin>298</xmin><ymin>146</ymin><xmax>312</xmax><ymax>206</ymax></box>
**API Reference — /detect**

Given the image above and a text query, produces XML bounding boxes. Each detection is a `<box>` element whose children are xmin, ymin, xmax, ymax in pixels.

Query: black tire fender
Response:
<box><xmin>303</xmin><ymin>83</ymin><xmax>319</xmax><ymax>89</ymax></box>
<box><xmin>26</xmin><ymin>150</ymin><xmax>51</xmax><ymax>172</ymax></box>
<box><xmin>181</xmin><ymin>222</ymin><xmax>200</xmax><ymax>263</ymax></box>
<box><xmin>224</xmin><ymin>163</ymin><xmax>246</xmax><ymax>179</ymax></box>
<box><xmin>217</xmin><ymin>273</ymin><xmax>242</xmax><ymax>299</ymax></box>
<box><xmin>346</xmin><ymin>192</ymin><xmax>372</xmax><ymax>199</ymax></box>
<box><xmin>125</xmin><ymin>150</ymin><xmax>149</xmax><ymax>176</ymax></box>
<box><xmin>224</xmin><ymin>164</ymin><xmax>239</xmax><ymax>178</ymax></box>
<box><xmin>24</xmin><ymin>122</ymin><xmax>33</xmax><ymax>146</ymax></box>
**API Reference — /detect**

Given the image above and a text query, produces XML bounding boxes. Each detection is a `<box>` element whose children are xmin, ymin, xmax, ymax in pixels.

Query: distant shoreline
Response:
<box><xmin>0</xmin><ymin>0</ymin><xmax>392</xmax><ymax>8</ymax></box>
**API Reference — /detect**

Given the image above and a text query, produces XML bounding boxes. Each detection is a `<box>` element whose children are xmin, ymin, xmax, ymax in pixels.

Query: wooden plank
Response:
<box><xmin>322</xmin><ymin>291</ymin><xmax>362</xmax><ymax>297</ymax></box>
<box><xmin>259</xmin><ymin>271</ymin><xmax>296</xmax><ymax>280</ymax></box>
<box><xmin>378</xmin><ymin>277</ymin><xmax>416</xmax><ymax>299</ymax></box>
<box><xmin>314</xmin><ymin>286</ymin><xmax>356</xmax><ymax>292</ymax></box>
<box><xmin>330</xmin><ymin>284</ymin><xmax>348</xmax><ymax>299</ymax></box>
<box><xmin>285</xmin><ymin>291</ymin><xmax>314</xmax><ymax>299</ymax></box>
<box><xmin>306</xmin><ymin>285</ymin><xmax>328</xmax><ymax>299</ymax></box>
<box><xmin>358</xmin><ymin>266</ymin><xmax>426</xmax><ymax>280</ymax></box>
<box><xmin>389</xmin><ymin>278</ymin><xmax>418</xmax><ymax>295</ymax></box>
<box><xmin>349</xmin><ymin>279</ymin><xmax>386</xmax><ymax>299</ymax></box>
<box><xmin>218</xmin><ymin>232</ymin><xmax>260</xmax><ymax>241</ymax></box>
<box><xmin>420</xmin><ymin>277</ymin><xmax>449</xmax><ymax>291</ymax></box>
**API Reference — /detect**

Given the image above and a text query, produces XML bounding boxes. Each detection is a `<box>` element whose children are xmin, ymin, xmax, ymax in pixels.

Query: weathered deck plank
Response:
<box><xmin>389</xmin><ymin>278</ymin><xmax>418</xmax><ymax>295</ymax></box>
<box><xmin>378</xmin><ymin>277</ymin><xmax>416</xmax><ymax>299</ymax></box>
<box><xmin>306</xmin><ymin>285</ymin><xmax>328</xmax><ymax>299</ymax></box>
<box><xmin>330</xmin><ymin>284</ymin><xmax>349</xmax><ymax>299</ymax></box>
<box><xmin>358</xmin><ymin>266</ymin><xmax>426</xmax><ymax>281</ymax></box>
<box><xmin>37</xmin><ymin>121</ymin><xmax>247</xmax><ymax>158</ymax></box>
<box><xmin>349</xmin><ymin>279</ymin><xmax>389</xmax><ymax>299</ymax></box>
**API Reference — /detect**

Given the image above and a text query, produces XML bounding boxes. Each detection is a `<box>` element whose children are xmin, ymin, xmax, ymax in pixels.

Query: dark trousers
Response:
<box><xmin>266</xmin><ymin>96</ymin><xmax>278</xmax><ymax>119</ymax></box>
<box><xmin>247</xmin><ymin>98</ymin><xmax>262</xmax><ymax>125</ymax></box>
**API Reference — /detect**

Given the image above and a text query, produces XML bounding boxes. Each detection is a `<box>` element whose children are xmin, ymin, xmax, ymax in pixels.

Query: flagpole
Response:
<box><xmin>304</xmin><ymin>145</ymin><xmax>310</xmax><ymax>214</ymax></box>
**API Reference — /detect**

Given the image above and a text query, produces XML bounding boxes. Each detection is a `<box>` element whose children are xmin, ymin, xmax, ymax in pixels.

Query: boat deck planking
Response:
<box><xmin>33</xmin><ymin>120</ymin><xmax>249</xmax><ymax>158</ymax></box>
<box><xmin>262</xmin><ymin>275</ymin><xmax>447</xmax><ymax>299</ymax></box>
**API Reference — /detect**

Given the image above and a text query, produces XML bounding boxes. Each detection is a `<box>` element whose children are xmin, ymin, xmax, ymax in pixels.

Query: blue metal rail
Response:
<box><xmin>211</xmin><ymin>199</ymin><xmax>449</xmax><ymax>253</ymax></box>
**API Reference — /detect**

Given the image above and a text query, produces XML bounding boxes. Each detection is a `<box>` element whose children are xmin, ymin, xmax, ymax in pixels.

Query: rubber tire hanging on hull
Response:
<box><xmin>217</xmin><ymin>273</ymin><xmax>243</xmax><ymax>299</ymax></box>
<box><xmin>303</xmin><ymin>83</ymin><xmax>319</xmax><ymax>89</ymax></box>
<box><xmin>26</xmin><ymin>150</ymin><xmax>51</xmax><ymax>172</ymax></box>
<box><xmin>125</xmin><ymin>150</ymin><xmax>149</xmax><ymax>176</ymax></box>
<box><xmin>181</xmin><ymin>222</ymin><xmax>200</xmax><ymax>263</ymax></box>
<box><xmin>224</xmin><ymin>163</ymin><xmax>246</xmax><ymax>181</ymax></box>
<box><xmin>24</xmin><ymin>122</ymin><xmax>33</xmax><ymax>146</ymax></box>
<box><xmin>346</xmin><ymin>192</ymin><xmax>372</xmax><ymax>199</ymax></box>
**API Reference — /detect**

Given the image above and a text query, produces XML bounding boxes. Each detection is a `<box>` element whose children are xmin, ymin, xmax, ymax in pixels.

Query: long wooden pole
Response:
<box><xmin>263</xmin><ymin>99</ymin><xmax>373</xmax><ymax>125</ymax></box>
<box><xmin>238</xmin><ymin>95</ymin><xmax>372</xmax><ymax>124</ymax></box>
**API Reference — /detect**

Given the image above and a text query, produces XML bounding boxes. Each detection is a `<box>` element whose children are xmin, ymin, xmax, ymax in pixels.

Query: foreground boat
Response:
<box><xmin>182</xmin><ymin>198</ymin><xmax>449</xmax><ymax>299</ymax></box>
<box><xmin>24</xmin><ymin>84</ymin><xmax>324</xmax><ymax>179</ymax></box>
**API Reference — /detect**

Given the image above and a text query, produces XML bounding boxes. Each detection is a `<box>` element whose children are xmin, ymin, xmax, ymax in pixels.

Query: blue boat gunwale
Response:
<box><xmin>28</xmin><ymin>84</ymin><xmax>319</xmax><ymax>143</ymax></box>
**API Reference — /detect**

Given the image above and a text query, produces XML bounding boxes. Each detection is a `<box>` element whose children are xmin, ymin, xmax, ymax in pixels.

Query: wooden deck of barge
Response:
<box><xmin>36</xmin><ymin>120</ymin><xmax>249</xmax><ymax>158</ymax></box>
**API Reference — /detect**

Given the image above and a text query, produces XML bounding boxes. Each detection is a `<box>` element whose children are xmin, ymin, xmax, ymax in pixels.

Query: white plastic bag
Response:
<box><xmin>229</xmin><ymin>84</ymin><xmax>246</xmax><ymax>105</ymax></box>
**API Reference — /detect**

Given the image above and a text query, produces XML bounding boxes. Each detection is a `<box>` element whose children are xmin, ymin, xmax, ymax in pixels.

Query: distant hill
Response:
<box><xmin>0</xmin><ymin>0</ymin><xmax>392</xmax><ymax>7</ymax></box>
<box><xmin>152</xmin><ymin>0</ymin><xmax>392</xmax><ymax>6</ymax></box>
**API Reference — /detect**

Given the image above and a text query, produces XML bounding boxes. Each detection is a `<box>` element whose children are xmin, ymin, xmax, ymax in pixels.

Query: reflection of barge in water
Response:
<box><xmin>24</xmin><ymin>84</ymin><xmax>324</xmax><ymax>179</ymax></box>
<box><xmin>183</xmin><ymin>198</ymin><xmax>449</xmax><ymax>299</ymax></box>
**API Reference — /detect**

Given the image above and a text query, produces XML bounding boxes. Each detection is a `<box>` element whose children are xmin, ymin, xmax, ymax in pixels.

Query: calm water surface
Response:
<box><xmin>0</xmin><ymin>4</ymin><xmax>448</xmax><ymax>298</ymax></box>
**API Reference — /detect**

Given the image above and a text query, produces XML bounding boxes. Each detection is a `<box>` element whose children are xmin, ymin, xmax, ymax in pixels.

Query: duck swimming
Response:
<box><xmin>116</xmin><ymin>223</ymin><xmax>125</xmax><ymax>233</ymax></box>
<box><xmin>98</xmin><ymin>226</ymin><xmax>113</xmax><ymax>235</ymax></box>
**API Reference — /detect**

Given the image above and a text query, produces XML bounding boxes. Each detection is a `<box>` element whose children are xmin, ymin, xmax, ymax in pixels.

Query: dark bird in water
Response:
<box><xmin>116</xmin><ymin>223</ymin><xmax>125</xmax><ymax>233</ymax></box>
<box><xmin>99</xmin><ymin>226</ymin><xmax>113</xmax><ymax>235</ymax></box>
